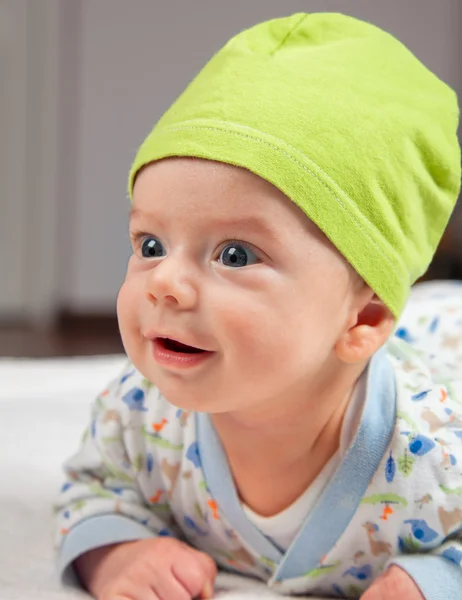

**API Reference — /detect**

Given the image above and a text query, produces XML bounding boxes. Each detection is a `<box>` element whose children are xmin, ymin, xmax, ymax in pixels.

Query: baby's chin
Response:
<box><xmin>131</xmin><ymin>344</ymin><xmax>265</xmax><ymax>415</ymax></box>
<box><xmin>131</xmin><ymin>362</ymin><xmax>213</xmax><ymax>410</ymax></box>
<box><xmin>158</xmin><ymin>388</ymin><xmax>222</xmax><ymax>413</ymax></box>
<box><xmin>153</xmin><ymin>377</ymin><xmax>243</xmax><ymax>415</ymax></box>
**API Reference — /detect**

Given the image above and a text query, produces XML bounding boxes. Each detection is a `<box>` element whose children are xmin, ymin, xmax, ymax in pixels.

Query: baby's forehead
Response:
<box><xmin>133</xmin><ymin>158</ymin><xmax>299</xmax><ymax>222</ymax></box>
<box><xmin>135</xmin><ymin>158</ymin><xmax>341</xmax><ymax>243</ymax></box>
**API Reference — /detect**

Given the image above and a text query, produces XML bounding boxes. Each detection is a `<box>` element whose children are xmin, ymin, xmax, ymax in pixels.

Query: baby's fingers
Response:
<box><xmin>198</xmin><ymin>580</ymin><xmax>214</xmax><ymax>599</ymax></box>
<box><xmin>109</xmin><ymin>592</ymin><xmax>160</xmax><ymax>600</ymax></box>
<box><xmin>150</xmin><ymin>572</ymin><xmax>193</xmax><ymax>600</ymax></box>
<box><xmin>188</xmin><ymin>547</ymin><xmax>217</xmax><ymax>598</ymax></box>
<box><xmin>172</xmin><ymin>561</ymin><xmax>214</xmax><ymax>599</ymax></box>
<box><xmin>361</xmin><ymin>566</ymin><xmax>424</xmax><ymax>600</ymax></box>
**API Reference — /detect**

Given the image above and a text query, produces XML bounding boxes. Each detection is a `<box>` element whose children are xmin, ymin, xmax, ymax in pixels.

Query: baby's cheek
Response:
<box><xmin>225</xmin><ymin>308</ymin><xmax>305</xmax><ymax>395</ymax></box>
<box><xmin>117</xmin><ymin>281</ymin><xmax>143</xmax><ymax>357</ymax></box>
<box><xmin>117</xmin><ymin>282</ymin><xmax>134</xmax><ymax>334</ymax></box>
<box><xmin>219</xmin><ymin>305</ymin><xmax>279</xmax><ymax>359</ymax></box>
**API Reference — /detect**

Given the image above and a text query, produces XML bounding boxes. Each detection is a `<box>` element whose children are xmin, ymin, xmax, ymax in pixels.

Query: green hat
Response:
<box><xmin>129</xmin><ymin>12</ymin><xmax>461</xmax><ymax>317</ymax></box>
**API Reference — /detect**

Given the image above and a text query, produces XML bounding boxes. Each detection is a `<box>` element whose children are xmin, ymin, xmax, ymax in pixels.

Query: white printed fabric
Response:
<box><xmin>54</xmin><ymin>281</ymin><xmax>462</xmax><ymax>598</ymax></box>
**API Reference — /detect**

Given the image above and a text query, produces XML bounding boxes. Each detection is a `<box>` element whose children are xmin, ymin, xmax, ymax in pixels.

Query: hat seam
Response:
<box><xmin>148</xmin><ymin>123</ymin><xmax>405</xmax><ymax>283</ymax></box>
<box><xmin>269</xmin><ymin>13</ymin><xmax>309</xmax><ymax>56</ymax></box>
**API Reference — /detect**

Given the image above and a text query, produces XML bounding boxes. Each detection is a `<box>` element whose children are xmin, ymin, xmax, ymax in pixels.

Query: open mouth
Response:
<box><xmin>158</xmin><ymin>337</ymin><xmax>206</xmax><ymax>354</ymax></box>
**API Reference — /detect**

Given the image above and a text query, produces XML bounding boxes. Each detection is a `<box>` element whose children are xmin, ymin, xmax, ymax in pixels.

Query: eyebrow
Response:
<box><xmin>212</xmin><ymin>216</ymin><xmax>281</xmax><ymax>242</ymax></box>
<box><xmin>129</xmin><ymin>207</ymin><xmax>143</xmax><ymax>222</ymax></box>
<box><xmin>129</xmin><ymin>208</ymin><xmax>280</xmax><ymax>241</ymax></box>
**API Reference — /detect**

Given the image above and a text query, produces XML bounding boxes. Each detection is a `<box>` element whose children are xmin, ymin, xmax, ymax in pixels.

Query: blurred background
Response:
<box><xmin>1</xmin><ymin>0</ymin><xmax>461</xmax><ymax>357</ymax></box>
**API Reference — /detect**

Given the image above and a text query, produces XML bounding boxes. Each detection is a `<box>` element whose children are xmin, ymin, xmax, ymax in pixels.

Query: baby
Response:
<box><xmin>54</xmin><ymin>13</ymin><xmax>462</xmax><ymax>600</ymax></box>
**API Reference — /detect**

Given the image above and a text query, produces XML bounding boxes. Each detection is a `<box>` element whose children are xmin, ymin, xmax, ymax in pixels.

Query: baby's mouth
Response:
<box><xmin>158</xmin><ymin>337</ymin><xmax>206</xmax><ymax>354</ymax></box>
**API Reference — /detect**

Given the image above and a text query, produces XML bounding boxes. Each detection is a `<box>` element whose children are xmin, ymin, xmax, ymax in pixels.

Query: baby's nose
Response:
<box><xmin>145</xmin><ymin>255</ymin><xmax>198</xmax><ymax>310</ymax></box>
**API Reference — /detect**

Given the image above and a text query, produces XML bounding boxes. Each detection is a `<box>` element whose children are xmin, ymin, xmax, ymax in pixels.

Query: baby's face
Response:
<box><xmin>118</xmin><ymin>158</ymin><xmax>362</xmax><ymax>414</ymax></box>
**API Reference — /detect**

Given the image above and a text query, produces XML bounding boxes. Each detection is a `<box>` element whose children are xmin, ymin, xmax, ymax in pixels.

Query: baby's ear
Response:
<box><xmin>335</xmin><ymin>289</ymin><xmax>395</xmax><ymax>364</ymax></box>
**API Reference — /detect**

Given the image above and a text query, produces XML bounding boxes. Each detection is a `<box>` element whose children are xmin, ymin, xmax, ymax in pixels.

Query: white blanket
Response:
<box><xmin>0</xmin><ymin>356</ymin><xmax>314</xmax><ymax>599</ymax></box>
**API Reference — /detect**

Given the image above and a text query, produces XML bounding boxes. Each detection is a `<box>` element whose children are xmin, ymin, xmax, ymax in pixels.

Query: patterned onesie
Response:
<box><xmin>55</xmin><ymin>281</ymin><xmax>462</xmax><ymax>599</ymax></box>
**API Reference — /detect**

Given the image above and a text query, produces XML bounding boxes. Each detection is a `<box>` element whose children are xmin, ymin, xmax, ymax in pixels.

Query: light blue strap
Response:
<box><xmin>275</xmin><ymin>346</ymin><xmax>395</xmax><ymax>580</ymax></box>
<box><xmin>197</xmin><ymin>345</ymin><xmax>396</xmax><ymax>580</ymax></box>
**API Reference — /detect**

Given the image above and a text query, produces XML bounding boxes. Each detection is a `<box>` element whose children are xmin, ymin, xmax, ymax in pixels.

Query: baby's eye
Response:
<box><xmin>140</xmin><ymin>236</ymin><xmax>166</xmax><ymax>259</ymax></box>
<box><xmin>218</xmin><ymin>243</ymin><xmax>259</xmax><ymax>268</ymax></box>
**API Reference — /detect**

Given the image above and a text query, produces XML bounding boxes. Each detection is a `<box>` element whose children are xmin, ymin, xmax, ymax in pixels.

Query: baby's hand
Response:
<box><xmin>361</xmin><ymin>565</ymin><xmax>424</xmax><ymax>600</ymax></box>
<box><xmin>75</xmin><ymin>537</ymin><xmax>217</xmax><ymax>600</ymax></box>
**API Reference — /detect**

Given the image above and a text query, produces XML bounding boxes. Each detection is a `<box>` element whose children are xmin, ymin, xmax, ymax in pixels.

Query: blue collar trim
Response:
<box><xmin>197</xmin><ymin>345</ymin><xmax>396</xmax><ymax>579</ymax></box>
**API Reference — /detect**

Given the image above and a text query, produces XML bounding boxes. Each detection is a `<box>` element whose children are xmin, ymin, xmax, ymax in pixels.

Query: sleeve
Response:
<box><xmin>389</xmin><ymin>540</ymin><xmax>462</xmax><ymax>600</ymax></box>
<box><xmin>53</xmin><ymin>361</ymin><xmax>182</xmax><ymax>584</ymax></box>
